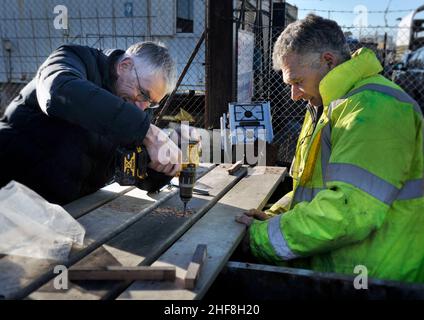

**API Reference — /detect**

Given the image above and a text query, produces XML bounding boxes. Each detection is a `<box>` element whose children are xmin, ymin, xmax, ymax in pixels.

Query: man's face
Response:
<box><xmin>281</xmin><ymin>53</ymin><xmax>329</xmax><ymax>107</ymax></box>
<box><xmin>115</xmin><ymin>58</ymin><xmax>167</xmax><ymax>111</ymax></box>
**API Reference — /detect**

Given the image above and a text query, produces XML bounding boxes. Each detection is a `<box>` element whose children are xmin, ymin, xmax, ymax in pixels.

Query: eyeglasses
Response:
<box><xmin>133</xmin><ymin>65</ymin><xmax>161</xmax><ymax>109</ymax></box>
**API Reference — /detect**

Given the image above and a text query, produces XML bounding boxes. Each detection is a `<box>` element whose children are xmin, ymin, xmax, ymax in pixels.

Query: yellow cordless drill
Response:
<box><xmin>115</xmin><ymin>140</ymin><xmax>200</xmax><ymax>213</ymax></box>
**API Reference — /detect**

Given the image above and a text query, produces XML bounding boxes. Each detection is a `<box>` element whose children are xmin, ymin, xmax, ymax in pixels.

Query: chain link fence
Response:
<box><xmin>0</xmin><ymin>0</ymin><xmax>206</xmax><ymax>127</ymax></box>
<box><xmin>241</xmin><ymin>3</ymin><xmax>424</xmax><ymax>166</ymax></box>
<box><xmin>1</xmin><ymin>1</ymin><xmax>423</xmax><ymax>166</ymax></box>
<box><xmin>235</xmin><ymin>2</ymin><xmax>305</xmax><ymax>166</ymax></box>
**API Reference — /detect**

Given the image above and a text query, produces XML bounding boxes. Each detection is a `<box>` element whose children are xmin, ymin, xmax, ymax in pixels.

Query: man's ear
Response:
<box><xmin>116</xmin><ymin>57</ymin><xmax>134</xmax><ymax>77</ymax></box>
<box><xmin>321</xmin><ymin>52</ymin><xmax>337</xmax><ymax>70</ymax></box>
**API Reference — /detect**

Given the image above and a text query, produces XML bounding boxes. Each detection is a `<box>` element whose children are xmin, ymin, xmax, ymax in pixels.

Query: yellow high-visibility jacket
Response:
<box><xmin>250</xmin><ymin>48</ymin><xmax>424</xmax><ymax>282</ymax></box>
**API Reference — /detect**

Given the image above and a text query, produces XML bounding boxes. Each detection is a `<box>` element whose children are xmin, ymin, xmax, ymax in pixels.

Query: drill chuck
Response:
<box><xmin>179</xmin><ymin>163</ymin><xmax>196</xmax><ymax>205</ymax></box>
<box><xmin>179</xmin><ymin>139</ymin><xmax>200</xmax><ymax>211</ymax></box>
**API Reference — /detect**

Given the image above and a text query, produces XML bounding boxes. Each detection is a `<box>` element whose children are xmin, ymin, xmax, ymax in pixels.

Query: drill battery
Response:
<box><xmin>115</xmin><ymin>146</ymin><xmax>149</xmax><ymax>186</ymax></box>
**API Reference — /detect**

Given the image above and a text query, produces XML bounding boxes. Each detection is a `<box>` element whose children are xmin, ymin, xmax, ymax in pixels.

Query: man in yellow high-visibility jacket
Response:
<box><xmin>236</xmin><ymin>14</ymin><xmax>424</xmax><ymax>283</ymax></box>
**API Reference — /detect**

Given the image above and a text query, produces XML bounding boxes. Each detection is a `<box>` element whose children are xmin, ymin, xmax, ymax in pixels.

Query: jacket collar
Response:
<box><xmin>319</xmin><ymin>48</ymin><xmax>383</xmax><ymax>106</ymax></box>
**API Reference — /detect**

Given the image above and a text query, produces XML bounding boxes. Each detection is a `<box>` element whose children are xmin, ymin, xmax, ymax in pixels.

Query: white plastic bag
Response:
<box><xmin>0</xmin><ymin>181</ymin><xmax>86</xmax><ymax>261</ymax></box>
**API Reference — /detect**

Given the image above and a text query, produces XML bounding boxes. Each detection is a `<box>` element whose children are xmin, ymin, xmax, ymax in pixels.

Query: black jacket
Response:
<box><xmin>0</xmin><ymin>45</ymin><xmax>171</xmax><ymax>204</ymax></box>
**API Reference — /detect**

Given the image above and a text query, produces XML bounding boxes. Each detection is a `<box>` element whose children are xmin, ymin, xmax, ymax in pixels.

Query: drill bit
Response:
<box><xmin>179</xmin><ymin>164</ymin><xmax>196</xmax><ymax>215</ymax></box>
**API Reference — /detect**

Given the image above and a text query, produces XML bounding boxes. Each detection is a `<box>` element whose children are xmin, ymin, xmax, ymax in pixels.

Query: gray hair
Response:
<box><xmin>126</xmin><ymin>41</ymin><xmax>177</xmax><ymax>94</ymax></box>
<box><xmin>272</xmin><ymin>14</ymin><xmax>351</xmax><ymax>70</ymax></box>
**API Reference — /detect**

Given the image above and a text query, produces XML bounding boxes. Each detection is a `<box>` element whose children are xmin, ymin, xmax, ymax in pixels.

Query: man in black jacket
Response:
<box><xmin>0</xmin><ymin>42</ymin><xmax>182</xmax><ymax>204</ymax></box>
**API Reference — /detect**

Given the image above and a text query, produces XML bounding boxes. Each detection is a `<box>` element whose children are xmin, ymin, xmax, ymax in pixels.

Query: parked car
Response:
<box><xmin>392</xmin><ymin>47</ymin><xmax>424</xmax><ymax>111</ymax></box>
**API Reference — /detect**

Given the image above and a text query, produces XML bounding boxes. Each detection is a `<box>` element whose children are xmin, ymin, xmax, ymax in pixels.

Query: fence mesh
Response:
<box><xmin>239</xmin><ymin>3</ymin><xmax>424</xmax><ymax>166</ymax></box>
<box><xmin>0</xmin><ymin>0</ymin><xmax>206</xmax><ymax>127</ymax></box>
<box><xmin>1</xmin><ymin>1</ymin><xmax>423</xmax><ymax>165</ymax></box>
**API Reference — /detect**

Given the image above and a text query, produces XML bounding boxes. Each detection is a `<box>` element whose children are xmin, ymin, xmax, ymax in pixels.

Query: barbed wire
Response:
<box><xmin>341</xmin><ymin>25</ymin><xmax>410</xmax><ymax>29</ymax></box>
<box><xmin>298</xmin><ymin>8</ymin><xmax>416</xmax><ymax>13</ymax></box>
<box><xmin>234</xmin><ymin>19</ymin><xmax>410</xmax><ymax>29</ymax></box>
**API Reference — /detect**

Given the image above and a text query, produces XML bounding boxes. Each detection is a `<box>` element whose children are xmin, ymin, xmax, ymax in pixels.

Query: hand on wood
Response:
<box><xmin>244</xmin><ymin>208</ymin><xmax>270</xmax><ymax>221</ymax></box>
<box><xmin>235</xmin><ymin>209</ymin><xmax>270</xmax><ymax>227</ymax></box>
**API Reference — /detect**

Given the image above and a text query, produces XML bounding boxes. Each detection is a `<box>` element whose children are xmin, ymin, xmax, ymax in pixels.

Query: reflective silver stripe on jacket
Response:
<box><xmin>345</xmin><ymin>83</ymin><xmax>423</xmax><ymax>116</ymax></box>
<box><xmin>293</xmin><ymin>185</ymin><xmax>324</xmax><ymax>203</ymax></box>
<box><xmin>321</xmin><ymin>123</ymin><xmax>332</xmax><ymax>181</ymax></box>
<box><xmin>325</xmin><ymin>163</ymin><xmax>399</xmax><ymax>205</ymax></box>
<box><xmin>293</xmin><ymin>167</ymin><xmax>423</xmax><ymax>204</ymax></box>
<box><xmin>397</xmin><ymin>179</ymin><xmax>424</xmax><ymax>201</ymax></box>
<box><xmin>268</xmin><ymin>214</ymin><xmax>300</xmax><ymax>261</ymax></box>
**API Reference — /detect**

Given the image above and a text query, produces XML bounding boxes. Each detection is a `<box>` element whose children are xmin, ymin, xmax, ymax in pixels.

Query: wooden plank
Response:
<box><xmin>27</xmin><ymin>164</ymin><xmax>246</xmax><ymax>300</ymax></box>
<box><xmin>205</xmin><ymin>0</ymin><xmax>236</xmax><ymax>128</ymax></box>
<box><xmin>64</xmin><ymin>162</ymin><xmax>216</xmax><ymax>219</ymax></box>
<box><xmin>64</xmin><ymin>184</ymin><xmax>135</xmax><ymax>219</ymax></box>
<box><xmin>0</xmin><ymin>164</ymin><xmax>215</xmax><ymax>300</ymax></box>
<box><xmin>117</xmin><ymin>166</ymin><xmax>287</xmax><ymax>300</ymax></box>
<box><xmin>69</xmin><ymin>266</ymin><xmax>176</xmax><ymax>281</ymax></box>
<box><xmin>184</xmin><ymin>244</ymin><xmax>207</xmax><ymax>289</ymax></box>
<box><xmin>226</xmin><ymin>161</ymin><xmax>243</xmax><ymax>175</ymax></box>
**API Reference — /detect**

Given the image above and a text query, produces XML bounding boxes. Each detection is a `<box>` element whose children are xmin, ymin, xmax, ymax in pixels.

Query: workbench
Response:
<box><xmin>0</xmin><ymin>163</ymin><xmax>287</xmax><ymax>300</ymax></box>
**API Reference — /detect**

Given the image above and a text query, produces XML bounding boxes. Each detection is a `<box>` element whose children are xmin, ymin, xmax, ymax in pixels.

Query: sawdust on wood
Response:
<box><xmin>264</xmin><ymin>167</ymin><xmax>285</xmax><ymax>175</ymax></box>
<box><xmin>105</xmin><ymin>199</ymin><xmax>144</xmax><ymax>213</ymax></box>
<box><xmin>151</xmin><ymin>206</ymin><xmax>195</xmax><ymax>218</ymax></box>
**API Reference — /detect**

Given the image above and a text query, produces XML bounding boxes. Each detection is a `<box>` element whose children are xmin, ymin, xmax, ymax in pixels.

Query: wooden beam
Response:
<box><xmin>117</xmin><ymin>167</ymin><xmax>287</xmax><ymax>300</ymax></box>
<box><xmin>226</xmin><ymin>161</ymin><xmax>243</xmax><ymax>175</ymax></box>
<box><xmin>27</xmin><ymin>165</ymin><xmax>247</xmax><ymax>300</ymax></box>
<box><xmin>69</xmin><ymin>266</ymin><xmax>176</xmax><ymax>281</ymax></box>
<box><xmin>185</xmin><ymin>244</ymin><xmax>208</xmax><ymax>289</ymax></box>
<box><xmin>64</xmin><ymin>184</ymin><xmax>135</xmax><ymax>219</ymax></box>
<box><xmin>0</xmin><ymin>164</ymin><xmax>216</xmax><ymax>300</ymax></box>
<box><xmin>205</xmin><ymin>0</ymin><xmax>236</xmax><ymax>128</ymax></box>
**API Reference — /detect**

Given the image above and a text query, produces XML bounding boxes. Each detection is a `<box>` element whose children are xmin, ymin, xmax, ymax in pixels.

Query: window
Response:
<box><xmin>417</xmin><ymin>48</ymin><xmax>424</xmax><ymax>69</ymax></box>
<box><xmin>177</xmin><ymin>0</ymin><xmax>193</xmax><ymax>33</ymax></box>
<box><xmin>408</xmin><ymin>48</ymin><xmax>424</xmax><ymax>69</ymax></box>
<box><xmin>407</xmin><ymin>51</ymin><xmax>419</xmax><ymax>68</ymax></box>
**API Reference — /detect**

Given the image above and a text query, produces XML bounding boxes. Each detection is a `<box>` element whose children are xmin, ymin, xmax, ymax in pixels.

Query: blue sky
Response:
<box><xmin>287</xmin><ymin>0</ymin><xmax>424</xmax><ymax>27</ymax></box>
